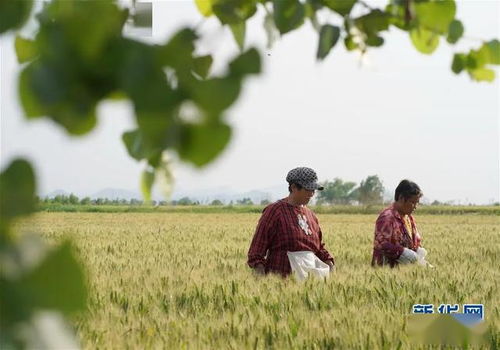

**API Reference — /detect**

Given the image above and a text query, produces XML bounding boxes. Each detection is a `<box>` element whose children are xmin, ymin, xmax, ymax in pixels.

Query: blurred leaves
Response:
<box><xmin>452</xmin><ymin>40</ymin><xmax>500</xmax><ymax>82</ymax></box>
<box><xmin>14</xmin><ymin>36</ymin><xmax>38</xmax><ymax>64</ymax></box>
<box><xmin>188</xmin><ymin>0</ymin><xmax>497</xmax><ymax>81</ymax></box>
<box><xmin>0</xmin><ymin>0</ymin><xmax>33</xmax><ymax>34</ymax></box>
<box><xmin>1</xmin><ymin>238</ymin><xmax>87</xmax><ymax>346</ymax></box>
<box><xmin>16</xmin><ymin>0</ymin><xmax>260</xmax><ymax>174</ymax></box>
<box><xmin>0</xmin><ymin>159</ymin><xmax>36</xmax><ymax>229</ymax></box>
<box><xmin>16</xmin><ymin>241</ymin><xmax>86</xmax><ymax>314</ymax></box>
<box><xmin>352</xmin><ymin>9</ymin><xmax>390</xmax><ymax>49</ymax></box>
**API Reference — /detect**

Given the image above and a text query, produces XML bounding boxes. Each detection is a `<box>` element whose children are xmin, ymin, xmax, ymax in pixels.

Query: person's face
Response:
<box><xmin>399</xmin><ymin>194</ymin><xmax>420</xmax><ymax>215</ymax></box>
<box><xmin>293</xmin><ymin>186</ymin><xmax>315</xmax><ymax>205</ymax></box>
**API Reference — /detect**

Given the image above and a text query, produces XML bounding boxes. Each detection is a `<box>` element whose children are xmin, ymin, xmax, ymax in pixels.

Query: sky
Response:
<box><xmin>1</xmin><ymin>0</ymin><xmax>499</xmax><ymax>204</ymax></box>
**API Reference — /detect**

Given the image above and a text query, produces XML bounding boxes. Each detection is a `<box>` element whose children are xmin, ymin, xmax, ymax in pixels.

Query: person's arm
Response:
<box><xmin>247</xmin><ymin>206</ymin><xmax>277</xmax><ymax>272</ymax></box>
<box><xmin>313</xmin><ymin>215</ymin><xmax>335</xmax><ymax>268</ymax></box>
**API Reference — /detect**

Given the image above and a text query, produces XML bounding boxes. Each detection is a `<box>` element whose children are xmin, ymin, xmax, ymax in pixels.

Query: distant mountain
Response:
<box><xmin>45</xmin><ymin>189</ymin><xmax>69</xmax><ymax>198</ymax></box>
<box><xmin>171</xmin><ymin>185</ymin><xmax>287</xmax><ymax>204</ymax></box>
<box><xmin>41</xmin><ymin>184</ymin><xmax>289</xmax><ymax>204</ymax></box>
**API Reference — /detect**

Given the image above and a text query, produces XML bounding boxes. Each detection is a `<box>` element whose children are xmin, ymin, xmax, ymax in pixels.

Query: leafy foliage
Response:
<box><xmin>357</xmin><ymin>175</ymin><xmax>385</xmax><ymax>205</ymax></box>
<box><xmin>0</xmin><ymin>160</ymin><xmax>87</xmax><ymax>348</ymax></box>
<box><xmin>0</xmin><ymin>0</ymin><xmax>33</xmax><ymax>34</ymax></box>
<box><xmin>317</xmin><ymin>178</ymin><xmax>357</xmax><ymax>205</ymax></box>
<box><xmin>198</xmin><ymin>0</ymin><xmax>499</xmax><ymax>81</ymax></box>
<box><xmin>17</xmin><ymin>1</ymin><xmax>260</xmax><ymax>171</ymax></box>
<box><xmin>317</xmin><ymin>176</ymin><xmax>386</xmax><ymax>205</ymax></box>
<box><xmin>452</xmin><ymin>40</ymin><xmax>500</xmax><ymax>82</ymax></box>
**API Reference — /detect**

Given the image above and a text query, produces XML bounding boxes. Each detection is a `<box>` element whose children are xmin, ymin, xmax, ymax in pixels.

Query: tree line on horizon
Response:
<box><xmin>38</xmin><ymin>175</ymin><xmax>389</xmax><ymax>206</ymax></box>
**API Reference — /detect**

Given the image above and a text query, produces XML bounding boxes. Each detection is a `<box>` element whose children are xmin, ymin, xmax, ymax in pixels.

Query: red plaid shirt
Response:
<box><xmin>371</xmin><ymin>204</ymin><xmax>422</xmax><ymax>267</ymax></box>
<box><xmin>247</xmin><ymin>199</ymin><xmax>334</xmax><ymax>276</ymax></box>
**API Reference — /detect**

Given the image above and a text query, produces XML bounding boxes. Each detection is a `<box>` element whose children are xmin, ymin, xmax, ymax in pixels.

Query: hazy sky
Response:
<box><xmin>1</xmin><ymin>0</ymin><xmax>499</xmax><ymax>204</ymax></box>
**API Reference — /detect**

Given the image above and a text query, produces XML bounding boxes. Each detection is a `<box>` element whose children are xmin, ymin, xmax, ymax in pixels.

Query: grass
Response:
<box><xmin>18</xmin><ymin>212</ymin><xmax>500</xmax><ymax>349</ymax></box>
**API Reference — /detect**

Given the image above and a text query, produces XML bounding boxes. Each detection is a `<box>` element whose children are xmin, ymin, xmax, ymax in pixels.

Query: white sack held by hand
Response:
<box><xmin>416</xmin><ymin>247</ymin><xmax>434</xmax><ymax>268</ymax></box>
<box><xmin>397</xmin><ymin>248</ymin><xmax>418</xmax><ymax>264</ymax></box>
<box><xmin>287</xmin><ymin>251</ymin><xmax>330</xmax><ymax>282</ymax></box>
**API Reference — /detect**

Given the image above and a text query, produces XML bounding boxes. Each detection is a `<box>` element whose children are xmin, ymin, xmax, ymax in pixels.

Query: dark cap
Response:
<box><xmin>286</xmin><ymin>167</ymin><xmax>324</xmax><ymax>191</ymax></box>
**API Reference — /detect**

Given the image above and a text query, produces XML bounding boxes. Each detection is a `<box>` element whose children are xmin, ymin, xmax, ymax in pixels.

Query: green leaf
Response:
<box><xmin>446</xmin><ymin>19</ymin><xmax>463</xmax><ymax>44</ymax></box>
<box><xmin>451</xmin><ymin>53</ymin><xmax>466</xmax><ymax>74</ymax></box>
<box><xmin>195</xmin><ymin>0</ymin><xmax>214</xmax><ymax>16</ymax></box>
<box><xmin>229</xmin><ymin>22</ymin><xmax>246</xmax><ymax>51</ymax></box>
<box><xmin>178</xmin><ymin>122</ymin><xmax>232</xmax><ymax>167</ymax></box>
<box><xmin>141</xmin><ymin>169</ymin><xmax>155</xmax><ymax>202</ymax></box>
<box><xmin>17</xmin><ymin>241</ymin><xmax>87</xmax><ymax>315</ymax></box>
<box><xmin>212</xmin><ymin>0</ymin><xmax>257</xmax><ymax>24</ymax></box>
<box><xmin>19</xmin><ymin>60</ymin><xmax>99</xmax><ymax>135</ymax></box>
<box><xmin>193</xmin><ymin>55</ymin><xmax>213</xmax><ymax>79</ymax></box>
<box><xmin>344</xmin><ymin>36</ymin><xmax>358</xmax><ymax>51</ymax></box>
<box><xmin>0</xmin><ymin>159</ymin><xmax>36</xmax><ymax>224</ymax></box>
<box><xmin>0</xmin><ymin>0</ymin><xmax>33</xmax><ymax>34</ymax></box>
<box><xmin>192</xmin><ymin>78</ymin><xmax>241</xmax><ymax>113</ymax></box>
<box><xmin>122</xmin><ymin>130</ymin><xmax>161</xmax><ymax>163</ymax></box>
<box><xmin>478</xmin><ymin>40</ymin><xmax>500</xmax><ymax>65</ymax></box>
<box><xmin>321</xmin><ymin>0</ymin><xmax>356</xmax><ymax>16</ymax></box>
<box><xmin>273</xmin><ymin>0</ymin><xmax>305</xmax><ymax>35</ymax></box>
<box><xmin>229</xmin><ymin>48</ymin><xmax>261</xmax><ymax>77</ymax></box>
<box><xmin>354</xmin><ymin>10</ymin><xmax>390</xmax><ymax>35</ymax></box>
<box><xmin>317</xmin><ymin>25</ymin><xmax>340</xmax><ymax>60</ymax></box>
<box><xmin>385</xmin><ymin>3</ymin><xmax>409</xmax><ymax>30</ymax></box>
<box><xmin>42</xmin><ymin>1</ymin><xmax>128</xmax><ymax>61</ymax></box>
<box><xmin>469</xmin><ymin>68</ymin><xmax>495</xmax><ymax>82</ymax></box>
<box><xmin>19</xmin><ymin>64</ymin><xmax>45</xmax><ymax>118</ymax></box>
<box><xmin>15</xmin><ymin>36</ymin><xmax>37</xmax><ymax>64</ymax></box>
<box><xmin>410</xmin><ymin>27</ymin><xmax>439</xmax><ymax>54</ymax></box>
<box><xmin>366</xmin><ymin>35</ymin><xmax>384</xmax><ymax>47</ymax></box>
<box><xmin>414</xmin><ymin>0</ymin><xmax>456</xmax><ymax>34</ymax></box>
<box><xmin>159</xmin><ymin>28</ymin><xmax>198</xmax><ymax>70</ymax></box>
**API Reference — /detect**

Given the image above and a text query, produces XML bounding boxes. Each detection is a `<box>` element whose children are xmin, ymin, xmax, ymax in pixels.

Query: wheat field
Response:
<box><xmin>21</xmin><ymin>212</ymin><xmax>500</xmax><ymax>349</ymax></box>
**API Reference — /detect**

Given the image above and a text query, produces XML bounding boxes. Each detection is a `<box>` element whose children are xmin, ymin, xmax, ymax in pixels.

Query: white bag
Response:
<box><xmin>287</xmin><ymin>251</ymin><xmax>330</xmax><ymax>281</ymax></box>
<box><xmin>416</xmin><ymin>247</ymin><xmax>434</xmax><ymax>268</ymax></box>
<box><xmin>398</xmin><ymin>247</ymin><xmax>434</xmax><ymax>268</ymax></box>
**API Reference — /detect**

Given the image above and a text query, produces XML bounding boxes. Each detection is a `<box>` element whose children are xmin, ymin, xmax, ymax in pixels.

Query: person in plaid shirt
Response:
<box><xmin>247</xmin><ymin>167</ymin><xmax>335</xmax><ymax>276</ymax></box>
<box><xmin>371</xmin><ymin>180</ymin><xmax>425</xmax><ymax>267</ymax></box>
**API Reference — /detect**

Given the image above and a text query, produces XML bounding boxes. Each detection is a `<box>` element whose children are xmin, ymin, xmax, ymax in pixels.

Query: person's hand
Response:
<box><xmin>253</xmin><ymin>264</ymin><xmax>265</xmax><ymax>275</ymax></box>
<box><xmin>326</xmin><ymin>260</ymin><xmax>335</xmax><ymax>272</ymax></box>
<box><xmin>398</xmin><ymin>248</ymin><xmax>418</xmax><ymax>264</ymax></box>
<box><xmin>416</xmin><ymin>247</ymin><xmax>427</xmax><ymax>259</ymax></box>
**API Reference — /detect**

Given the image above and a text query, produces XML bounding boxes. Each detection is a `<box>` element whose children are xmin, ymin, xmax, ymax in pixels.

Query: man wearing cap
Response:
<box><xmin>247</xmin><ymin>167</ymin><xmax>335</xmax><ymax>276</ymax></box>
